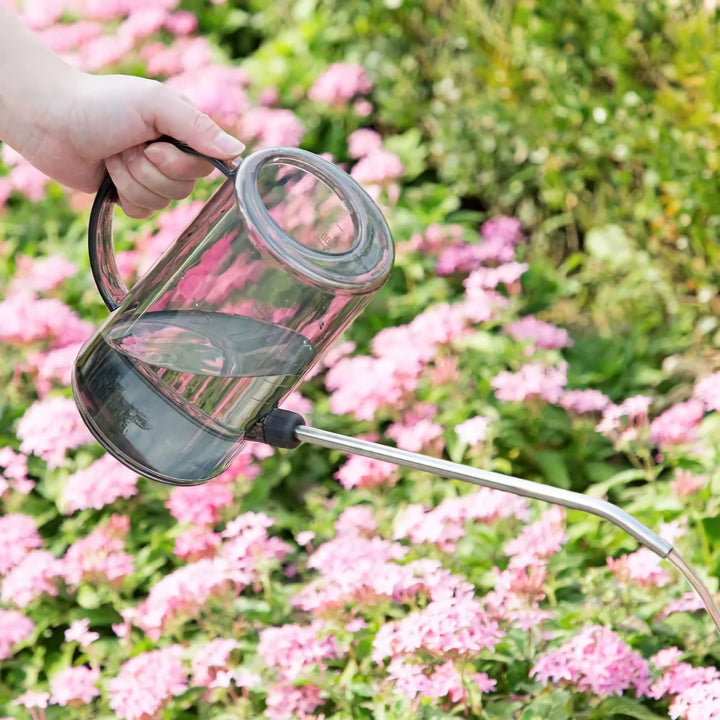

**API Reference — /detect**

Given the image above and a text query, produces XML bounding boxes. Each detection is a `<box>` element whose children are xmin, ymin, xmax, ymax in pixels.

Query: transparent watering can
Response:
<box><xmin>73</xmin><ymin>139</ymin><xmax>720</xmax><ymax>637</ymax></box>
<box><xmin>72</xmin><ymin>140</ymin><xmax>393</xmax><ymax>487</ymax></box>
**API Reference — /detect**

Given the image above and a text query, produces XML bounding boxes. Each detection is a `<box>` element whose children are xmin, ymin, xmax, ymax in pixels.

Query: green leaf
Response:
<box><xmin>590</xmin><ymin>696</ymin><xmax>667</xmax><ymax>720</ymax></box>
<box><xmin>518</xmin><ymin>689</ymin><xmax>572</xmax><ymax>720</ymax></box>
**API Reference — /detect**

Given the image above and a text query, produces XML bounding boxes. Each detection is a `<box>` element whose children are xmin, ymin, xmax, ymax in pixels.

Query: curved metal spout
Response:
<box><xmin>279</xmin><ymin>418</ymin><xmax>720</xmax><ymax>637</ymax></box>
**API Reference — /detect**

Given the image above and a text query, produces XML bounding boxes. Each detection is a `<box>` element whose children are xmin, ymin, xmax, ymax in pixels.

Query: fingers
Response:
<box><xmin>142</xmin><ymin>84</ymin><xmax>245</xmax><ymax>160</ymax></box>
<box><xmin>105</xmin><ymin>144</ymin><xmax>207</xmax><ymax>219</ymax></box>
<box><xmin>143</xmin><ymin>142</ymin><xmax>215</xmax><ymax>181</ymax></box>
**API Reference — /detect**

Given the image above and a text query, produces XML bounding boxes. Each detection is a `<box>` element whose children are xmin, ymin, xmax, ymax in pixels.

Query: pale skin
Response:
<box><xmin>0</xmin><ymin>8</ymin><xmax>245</xmax><ymax>218</ymax></box>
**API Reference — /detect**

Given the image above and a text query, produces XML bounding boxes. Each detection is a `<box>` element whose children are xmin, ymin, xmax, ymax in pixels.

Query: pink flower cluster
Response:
<box><xmin>62</xmin><ymin>515</ymin><xmax>134</xmax><ymax>588</ymax></box>
<box><xmin>491</xmin><ymin>361</ymin><xmax>568</xmax><ymax>404</ymax></box>
<box><xmin>372</xmin><ymin>588</ymin><xmax>503</xmax><ymax>662</ymax></box>
<box><xmin>0</xmin><ymin>609</ymin><xmax>34</xmax><ymax>660</ymax></box>
<box><xmin>258</xmin><ymin>620</ymin><xmax>339</xmax><ymax>681</ymax></box>
<box><xmin>239</xmin><ymin>106</ymin><xmax>306</xmax><ymax>148</ymax></box>
<box><xmin>595</xmin><ymin>394</ymin><xmax>653</xmax><ymax>445</ymax></box>
<box><xmin>63</xmin><ymin>454</ymin><xmax>139</xmax><ymax>513</ymax></box>
<box><xmin>108</xmin><ymin>645</ymin><xmax>188</xmax><ymax>720</ymax></box>
<box><xmin>190</xmin><ymin>638</ymin><xmax>238</xmax><ymax>687</ymax></box>
<box><xmin>0</xmin><ymin>447</ymin><xmax>32</xmax><ymax>496</ymax></box>
<box><xmin>292</xmin><ymin>507</ymin><xmax>455</xmax><ymax>613</ymax></box>
<box><xmin>454</xmin><ymin>415</ymin><xmax>491</xmax><ymax>446</ymax></box>
<box><xmin>16</xmin><ymin>397</ymin><xmax>93</xmax><ymax>469</ymax></box>
<box><xmin>649</xmin><ymin>399</ymin><xmax>705</xmax><ymax>449</ymax></box>
<box><xmin>436</xmin><ymin>216</ymin><xmax>522</xmax><ymax>275</ymax></box>
<box><xmin>607</xmin><ymin>547</ymin><xmax>670</xmax><ymax>588</ymax></box>
<box><xmin>134</xmin><ymin>512</ymin><xmax>290</xmax><ymax>640</ymax></box>
<box><xmin>504</xmin><ymin>315</ymin><xmax>572</xmax><ymax>353</ymax></box>
<box><xmin>647</xmin><ymin>648</ymin><xmax>720</xmax><ymax>719</ymax></box>
<box><xmin>504</xmin><ymin>506</ymin><xmax>567</xmax><ymax>568</ymax></box>
<box><xmin>0</xmin><ymin>514</ymin><xmax>42</xmax><ymax>575</ymax></box>
<box><xmin>560</xmin><ymin>389</ymin><xmax>611</xmax><ymax>414</ymax></box>
<box><xmin>693</xmin><ymin>370</ymin><xmax>720</xmax><ymax>412</ymax></box>
<box><xmin>0</xmin><ymin>293</ymin><xmax>92</xmax><ymax>347</ymax></box>
<box><xmin>166</xmin><ymin>477</ymin><xmax>234</xmax><ymax>526</ymax></box>
<box><xmin>308</xmin><ymin>62</ymin><xmax>373</xmax><ymax>106</ymax></box>
<box><xmin>264</xmin><ymin>683</ymin><xmax>324</xmax><ymax>720</ymax></box>
<box><xmin>2</xmin><ymin>549</ymin><xmax>62</xmax><ymax>607</ymax></box>
<box><xmin>49</xmin><ymin>665</ymin><xmax>101</xmax><ymax>706</ymax></box>
<box><xmin>326</xmin><ymin>302</ymin><xmax>467</xmax><ymax>420</ymax></box>
<box><xmin>531</xmin><ymin>625</ymin><xmax>651</xmax><ymax>697</ymax></box>
<box><xmin>393</xmin><ymin>487</ymin><xmax>529</xmax><ymax>553</ymax></box>
<box><xmin>334</xmin><ymin>452</ymin><xmax>398</xmax><ymax>489</ymax></box>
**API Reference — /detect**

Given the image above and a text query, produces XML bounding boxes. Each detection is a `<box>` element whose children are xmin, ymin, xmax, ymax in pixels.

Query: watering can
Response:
<box><xmin>71</xmin><ymin>138</ymin><xmax>720</xmax><ymax>636</ymax></box>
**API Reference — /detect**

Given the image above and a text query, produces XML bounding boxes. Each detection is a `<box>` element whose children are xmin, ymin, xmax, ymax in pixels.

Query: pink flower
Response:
<box><xmin>670</xmin><ymin>679</ymin><xmax>720</xmax><ymax>720</ymax></box>
<box><xmin>49</xmin><ymin>665</ymin><xmax>100</xmax><ymax>706</ymax></box>
<box><xmin>9</xmin><ymin>255</ymin><xmax>77</xmax><ymax>295</ymax></box>
<box><xmin>0</xmin><ymin>609</ymin><xmax>34</xmax><ymax>660</ymax></box>
<box><xmin>607</xmin><ymin>547</ymin><xmax>670</xmax><ymax>588</ymax></box>
<box><xmin>347</xmin><ymin>128</ymin><xmax>383</xmax><ymax>158</ymax></box>
<box><xmin>65</xmin><ymin>619</ymin><xmax>100</xmax><ymax>648</ymax></box>
<box><xmin>0</xmin><ymin>293</ymin><xmax>92</xmax><ymax>346</ymax></box>
<box><xmin>308</xmin><ymin>62</ymin><xmax>373</xmax><ymax>106</ymax></box>
<box><xmin>190</xmin><ymin>638</ymin><xmax>238</xmax><ymax>687</ymax></box>
<box><xmin>12</xmin><ymin>691</ymin><xmax>50</xmax><ymax>710</ymax></box>
<box><xmin>531</xmin><ymin>625</ymin><xmax>651</xmax><ymax>697</ymax></box>
<box><xmin>649</xmin><ymin>399</ymin><xmax>705</xmax><ymax>448</ymax></box>
<box><xmin>386</xmin><ymin>416</ymin><xmax>444</xmax><ymax>453</ymax></box>
<box><xmin>173</xmin><ymin>527</ymin><xmax>221</xmax><ymax>561</ymax></box>
<box><xmin>393</xmin><ymin>488</ymin><xmax>529</xmax><ymax>553</ymax></box>
<box><xmin>455</xmin><ymin>415</ymin><xmax>491</xmax><ymax>446</ymax></box>
<box><xmin>27</xmin><ymin>343</ymin><xmax>84</xmax><ymax>397</ymax></box>
<box><xmin>38</xmin><ymin>21</ymin><xmax>104</xmax><ymax>54</ymax></box>
<box><xmin>1</xmin><ymin>550</ymin><xmax>62</xmax><ymax>607</ymax></box>
<box><xmin>491</xmin><ymin>361</ymin><xmax>568</xmax><ymax>404</ymax></box>
<box><xmin>596</xmin><ymin>395</ymin><xmax>653</xmax><ymax>443</ymax></box>
<box><xmin>264</xmin><ymin>683</ymin><xmax>324</xmax><ymax>720</ymax></box>
<box><xmin>482</xmin><ymin>216</ymin><xmax>523</xmax><ymax>245</ymax></box>
<box><xmin>650</xmin><ymin>661</ymin><xmax>719</xmax><ymax>699</ymax></box>
<box><xmin>62</xmin><ymin>516</ymin><xmax>134</xmax><ymax>587</ymax></box>
<box><xmin>63</xmin><ymin>454</ymin><xmax>139</xmax><ymax>513</ymax></box>
<box><xmin>465</xmin><ymin>262</ymin><xmax>529</xmax><ymax>290</ymax></box>
<box><xmin>350</xmin><ymin>149</ymin><xmax>404</xmax><ymax>185</ymax></box>
<box><xmin>372</xmin><ymin>593</ymin><xmax>503</xmax><ymax>662</ymax></box>
<box><xmin>142</xmin><ymin>36</ymin><xmax>212</xmax><ymax>75</ymax></box>
<box><xmin>239</xmin><ymin>106</ymin><xmax>305</xmax><ymax>148</ymax></box>
<box><xmin>650</xmin><ymin>647</ymin><xmax>684</xmax><ymax>669</ymax></box>
<box><xmin>560</xmin><ymin>389</ymin><xmax>611</xmax><ymax>414</ymax></box>
<box><xmin>108</xmin><ymin>645</ymin><xmax>188</xmax><ymax>720</ymax></box>
<box><xmin>693</xmin><ymin>371</ymin><xmax>720</xmax><ymax>412</ymax></box>
<box><xmin>17</xmin><ymin>397</ymin><xmax>93</xmax><ymax>469</ymax></box>
<box><xmin>166</xmin><ymin>479</ymin><xmax>234</xmax><ymax>526</ymax></box>
<box><xmin>0</xmin><ymin>447</ymin><xmax>32</xmax><ymax>495</ymax></box>
<box><xmin>671</xmin><ymin>469</ymin><xmax>706</xmax><ymax>497</ymax></box>
<box><xmin>163</xmin><ymin>10</ymin><xmax>197</xmax><ymax>35</ymax></box>
<box><xmin>505</xmin><ymin>315</ymin><xmax>572</xmax><ymax>352</ymax></box>
<box><xmin>0</xmin><ymin>514</ymin><xmax>42</xmax><ymax>575</ymax></box>
<box><xmin>504</xmin><ymin>506</ymin><xmax>567</xmax><ymax>568</ymax></box>
<box><xmin>334</xmin><ymin>453</ymin><xmax>398</xmax><ymax>489</ymax></box>
<box><xmin>258</xmin><ymin>620</ymin><xmax>339</xmax><ymax>680</ymax></box>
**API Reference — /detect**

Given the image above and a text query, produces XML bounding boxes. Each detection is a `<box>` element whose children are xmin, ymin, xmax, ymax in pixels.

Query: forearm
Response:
<box><xmin>0</xmin><ymin>8</ymin><xmax>81</xmax><ymax>156</ymax></box>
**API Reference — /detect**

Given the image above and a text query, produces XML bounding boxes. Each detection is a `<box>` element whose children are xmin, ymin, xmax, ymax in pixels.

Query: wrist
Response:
<box><xmin>0</xmin><ymin>8</ymin><xmax>84</xmax><ymax>158</ymax></box>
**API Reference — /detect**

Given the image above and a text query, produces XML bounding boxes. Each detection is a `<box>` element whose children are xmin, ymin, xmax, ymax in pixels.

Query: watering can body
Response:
<box><xmin>72</xmin><ymin>144</ymin><xmax>394</xmax><ymax>486</ymax></box>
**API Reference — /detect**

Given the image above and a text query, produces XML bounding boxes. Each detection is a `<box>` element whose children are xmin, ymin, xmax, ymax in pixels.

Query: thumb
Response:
<box><xmin>143</xmin><ymin>86</ymin><xmax>246</xmax><ymax>159</ymax></box>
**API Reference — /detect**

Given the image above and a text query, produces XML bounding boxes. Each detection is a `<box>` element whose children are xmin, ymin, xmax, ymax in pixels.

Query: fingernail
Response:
<box><xmin>212</xmin><ymin>132</ymin><xmax>246</xmax><ymax>157</ymax></box>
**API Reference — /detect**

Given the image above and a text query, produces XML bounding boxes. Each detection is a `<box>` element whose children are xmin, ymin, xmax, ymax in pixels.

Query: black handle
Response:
<box><xmin>88</xmin><ymin>136</ymin><xmax>236</xmax><ymax>311</ymax></box>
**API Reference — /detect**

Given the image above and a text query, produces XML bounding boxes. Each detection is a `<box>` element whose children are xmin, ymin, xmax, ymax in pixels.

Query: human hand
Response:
<box><xmin>21</xmin><ymin>73</ymin><xmax>245</xmax><ymax>218</ymax></box>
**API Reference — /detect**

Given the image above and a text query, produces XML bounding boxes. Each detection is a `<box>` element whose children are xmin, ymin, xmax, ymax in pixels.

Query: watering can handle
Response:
<box><xmin>87</xmin><ymin>136</ymin><xmax>236</xmax><ymax>311</ymax></box>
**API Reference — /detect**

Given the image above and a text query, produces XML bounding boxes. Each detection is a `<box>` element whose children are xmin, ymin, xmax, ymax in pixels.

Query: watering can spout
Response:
<box><xmin>254</xmin><ymin>407</ymin><xmax>720</xmax><ymax>637</ymax></box>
